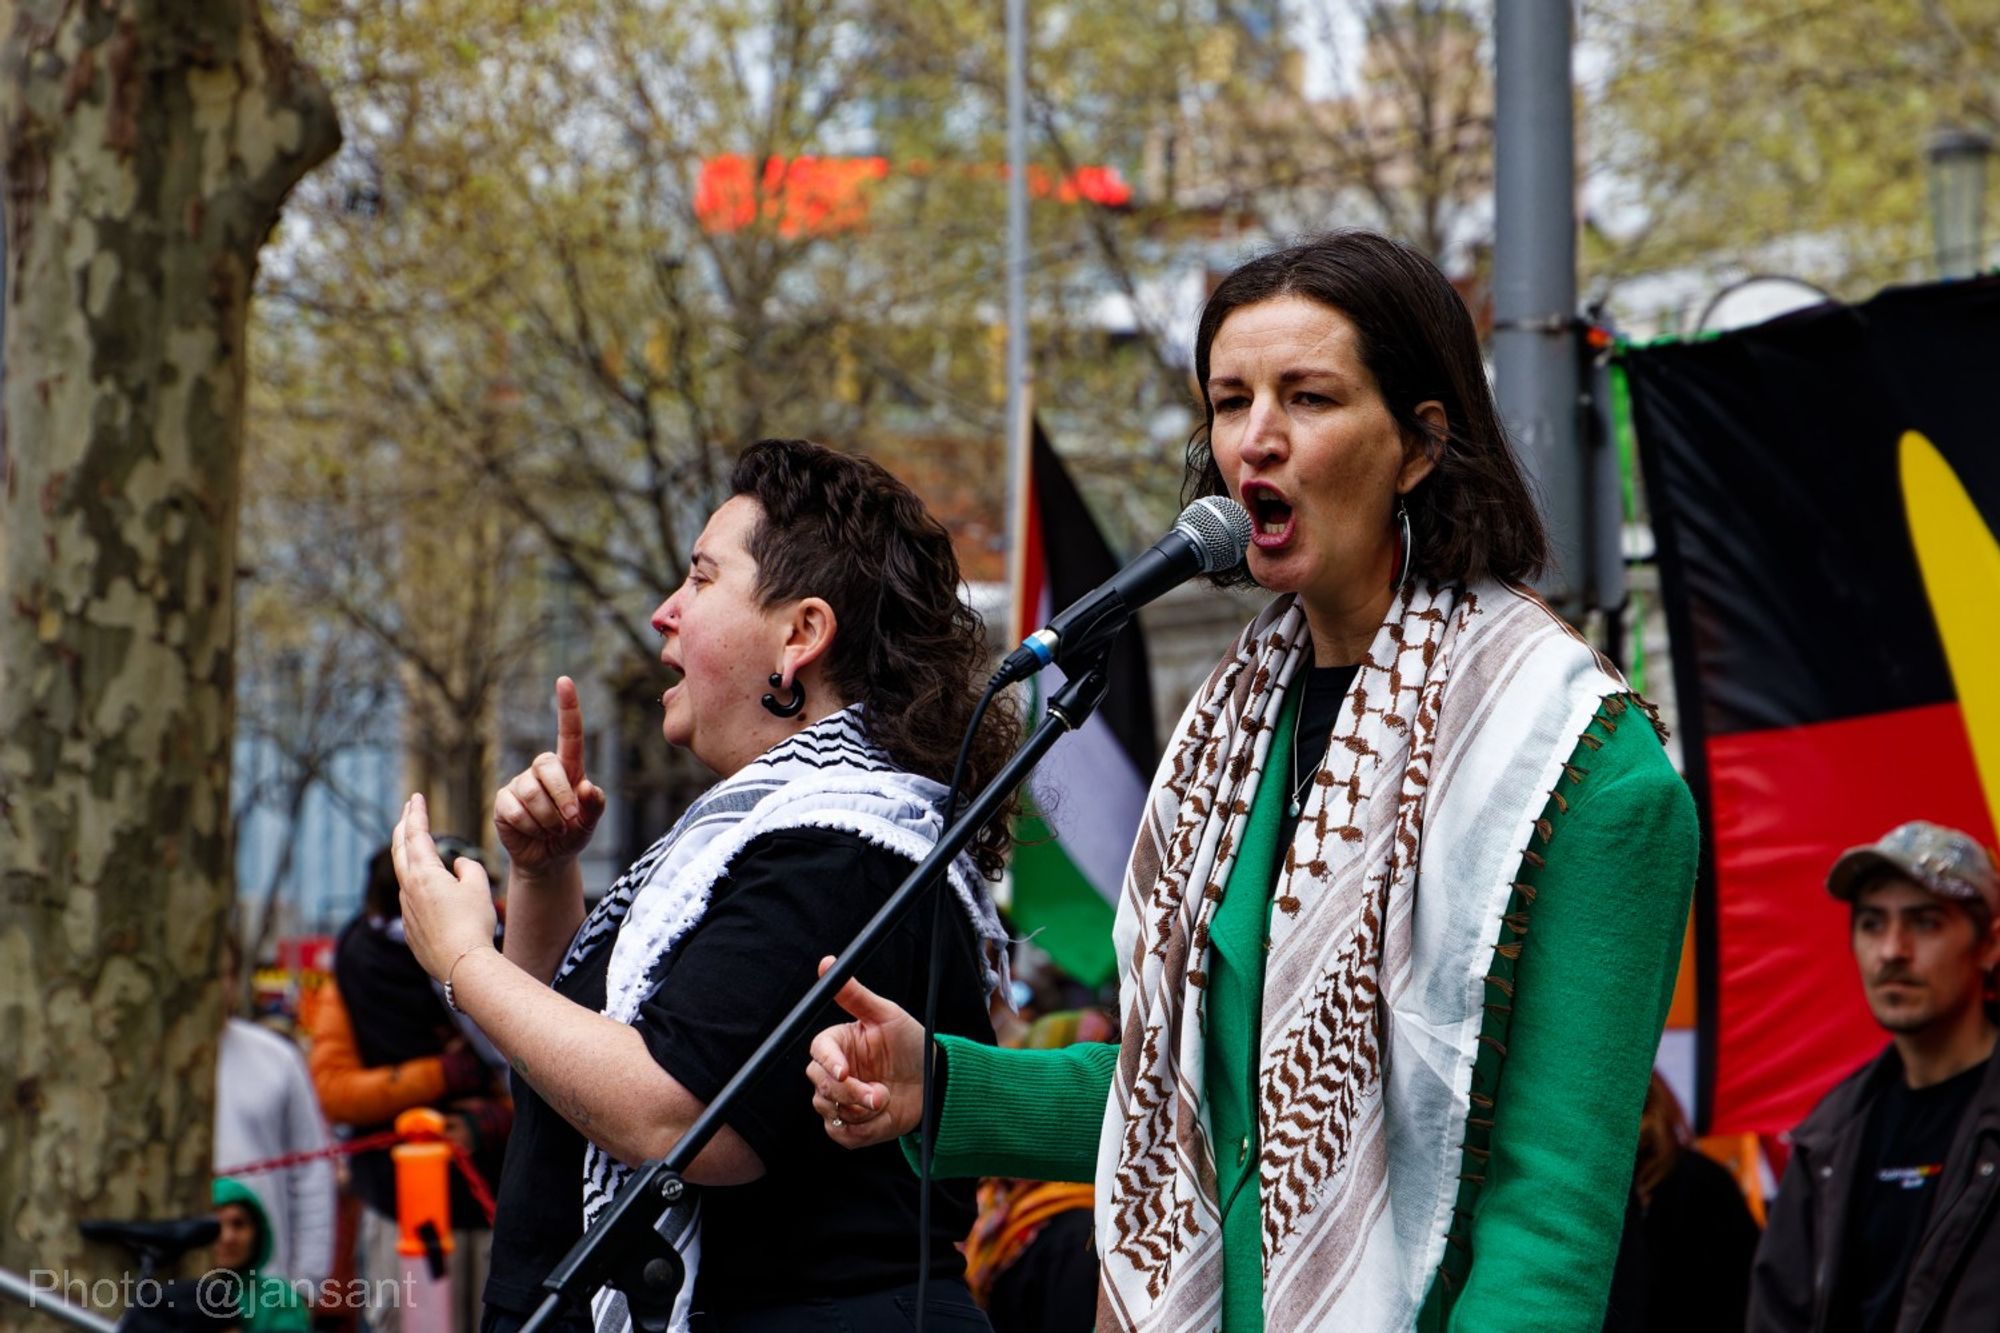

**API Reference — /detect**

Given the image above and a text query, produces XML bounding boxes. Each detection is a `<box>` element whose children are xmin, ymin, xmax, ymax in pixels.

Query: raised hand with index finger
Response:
<box><xmin>493</xmin><ymin>675</ymin><xmax>608</xmax><ymax>873</ymax></box>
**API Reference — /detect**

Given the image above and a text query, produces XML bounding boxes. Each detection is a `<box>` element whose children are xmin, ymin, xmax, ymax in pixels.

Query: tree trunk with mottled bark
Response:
<box><xmin>0</xmin><ymin>0</ymin><xmax>337</xmax><ymax>1308</ymax></box>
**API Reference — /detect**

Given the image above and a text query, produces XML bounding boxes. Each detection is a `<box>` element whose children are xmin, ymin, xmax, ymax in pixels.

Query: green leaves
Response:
<box><xmin>1582</xmin><ymin>0</ymin><xmax>2000</xmax><ymax>303</ymax></box>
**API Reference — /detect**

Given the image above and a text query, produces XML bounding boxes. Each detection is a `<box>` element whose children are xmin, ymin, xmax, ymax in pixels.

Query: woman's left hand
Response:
<box><xmin>392</xmin><ymin>793</ymin><xmax>498</xmax><ymax>981</ymax></box>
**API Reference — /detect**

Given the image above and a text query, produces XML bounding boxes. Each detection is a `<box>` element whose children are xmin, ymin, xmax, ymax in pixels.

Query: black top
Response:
<box><xmin>1602</xmin><ymin>1145</ymin><xmax>1762</xmax><ymax>1332</ymax></box>
<box><xmin>1272</xmin><ymin>663</ymin><xmax>1361</xmax><ymax>863</ymax></box>
<box><xmin>482</xmin><ymin>828</ymin><xmax>994</xmax><ymax>1317</ymax></box>
<box><xmin>1641</xmin><ymin>1147</ymin><xmax>1760</xmax><ymax>1330</ymax></box>
<box><xmin>1834</xmin><ymin>1054</ymin><xmax>1989</xmax><ymax>1333</ymax></box>
<box><xmin>333</xmin><ymin>915</ymin><xmax>505</xmax><ymax>1225</ymax></box>
<box><xmin>335</xmin><ymin>915</ymin><xmax>458</xmax><ymax>1066</ymax></box>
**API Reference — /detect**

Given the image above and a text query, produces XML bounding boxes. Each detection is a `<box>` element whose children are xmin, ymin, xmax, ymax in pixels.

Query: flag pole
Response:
<box><xmin>1003</xmin><ymin>0</ymin><xmax>1035</xmax><ymax>645</ymax></box>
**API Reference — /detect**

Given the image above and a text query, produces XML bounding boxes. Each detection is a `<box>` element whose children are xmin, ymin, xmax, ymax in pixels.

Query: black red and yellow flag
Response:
<box><xmin>1622</xmin><ymin>277</ymin><xmax>2000</xmax><ymax>1136</ymax></box>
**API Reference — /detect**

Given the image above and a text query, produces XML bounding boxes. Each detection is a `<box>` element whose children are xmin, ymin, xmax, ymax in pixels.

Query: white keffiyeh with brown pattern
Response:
<box><xmin>1093</xmin><ymin>580</ymin><xmax>1634</xmax><ymax>1331</ymax></box>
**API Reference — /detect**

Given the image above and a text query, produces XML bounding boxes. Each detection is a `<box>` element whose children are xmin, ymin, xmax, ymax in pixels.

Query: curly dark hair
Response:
<box><xmin>729</xmin><ymin>438</ymin><xmax>1020</xmax><ymax>879</ymax></box>
<box><xmin>1184</xmin><ymin>230</ymin><xmax>1548</xmax><ymax>588</ymax></box>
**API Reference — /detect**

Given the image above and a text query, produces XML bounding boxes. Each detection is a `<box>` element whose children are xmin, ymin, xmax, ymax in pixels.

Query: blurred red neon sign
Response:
<box><xmin>693</xmin><ymin>154</ymin><xmax>1133</xmax><ymax>236</ymax></box>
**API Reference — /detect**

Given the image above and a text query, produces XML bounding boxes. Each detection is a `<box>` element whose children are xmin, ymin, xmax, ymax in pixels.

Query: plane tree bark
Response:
<box><xmin>0</xmin><ymin>0</ymin><xmax>338</xmax><ymax>1298</ymax></box>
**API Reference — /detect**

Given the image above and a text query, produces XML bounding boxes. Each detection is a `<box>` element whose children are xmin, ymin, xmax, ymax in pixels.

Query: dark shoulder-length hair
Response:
<box><xmin>1184</xmin><ymin>230</ymin><xmax>1547</xmax><ymax>587</ymax></box>
<box><xmin>729</xmin><ymin>438</ymin><xmax>1019</xmax><ymax>879</ymax></box>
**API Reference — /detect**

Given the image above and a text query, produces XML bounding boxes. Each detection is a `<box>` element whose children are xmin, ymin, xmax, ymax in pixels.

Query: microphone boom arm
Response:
<box><xmin>517</xmin><ymin>652</ymin><xmax>1118</xmax><ymax>1333</ymax></box>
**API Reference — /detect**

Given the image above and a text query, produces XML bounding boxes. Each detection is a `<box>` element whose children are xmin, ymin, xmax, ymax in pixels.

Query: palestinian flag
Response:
<box><xmin>1007</xmin><ymin>422</ymin><xmax>1160</xmax><ymax>988</ymax></box>
<box><xmin>1621</xmin><ymin>276</ymin><xmax>2000</xmax><ymax>1135</ymax></box>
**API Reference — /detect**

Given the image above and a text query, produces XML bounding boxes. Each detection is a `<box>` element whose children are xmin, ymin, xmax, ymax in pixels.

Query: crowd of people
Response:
<box><xmin>195</xmin><ymin>232</ymin><xmax>1999</xmax><ymax>1333</ymax></box>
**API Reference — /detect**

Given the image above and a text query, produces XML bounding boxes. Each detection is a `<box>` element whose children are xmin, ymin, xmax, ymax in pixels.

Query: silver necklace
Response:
<box><xmin>1286</xmin><ymin>704</ymin><xmax>1316</xmax><ymax>819</ymax></box>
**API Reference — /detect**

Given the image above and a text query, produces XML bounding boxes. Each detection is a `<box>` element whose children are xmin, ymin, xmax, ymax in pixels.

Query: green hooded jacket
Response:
<box><xmin>212</xmin><ymin>1177</ymin><xmax>311</xmax><ymax>1333</ymax></box>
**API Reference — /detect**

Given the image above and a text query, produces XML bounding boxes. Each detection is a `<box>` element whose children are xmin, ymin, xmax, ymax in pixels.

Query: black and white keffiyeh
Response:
<box><xmin>557</xmin><ymin>706</ymin><xmax>1007</xmax><ymax>1333</ymax></box>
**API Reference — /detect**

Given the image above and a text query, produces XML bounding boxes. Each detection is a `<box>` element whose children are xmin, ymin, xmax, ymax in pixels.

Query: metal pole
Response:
<box><xmin>1493</xmin><ymin>0</ymin><xmax>1583</xmax><ymax>616</ymax></box>
<box><xmin>1586</xmin><ymin>330</ymin><xmax>1627</xmax><ymax>656</ymax></box>
<box><xmin>1928</xmin><ymin>126</ymin><xmax>1993</xmax><ymax>280</ymax></box>
<box><xmin>0</xmin><ymin>1267</ymin><xmax>121</xmax><ymax>1333</ymax></box>
<box><xmin>1003</xmin><ymin>0</ymin><xmax>1033</xmax><ymax>628</ymax></box>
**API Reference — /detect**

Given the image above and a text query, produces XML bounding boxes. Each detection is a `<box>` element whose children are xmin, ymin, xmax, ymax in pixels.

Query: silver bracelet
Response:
<box><xmin>443</xmin><ymin>945</ymin><xmax>488</xmax><ymax>1013</ymax></box>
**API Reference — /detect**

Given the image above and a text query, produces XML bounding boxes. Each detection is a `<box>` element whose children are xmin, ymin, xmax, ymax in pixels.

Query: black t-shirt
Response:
<box><xmin>1835</xmin><ymin>1055</ymin><xmax>1989</xmax><ymax>1333</ymax></box>
<box><xmin>483</xmin><ymin>829</ymin><xmax>994</xmax><ymax>1317</ymax></box>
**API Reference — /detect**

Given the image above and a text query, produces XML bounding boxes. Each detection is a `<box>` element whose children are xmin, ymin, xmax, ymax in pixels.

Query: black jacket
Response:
<box><xmin>1748</xmin><ymin>1044</ymin><xmax>2000</xmax><ymax>1333</ymax></box>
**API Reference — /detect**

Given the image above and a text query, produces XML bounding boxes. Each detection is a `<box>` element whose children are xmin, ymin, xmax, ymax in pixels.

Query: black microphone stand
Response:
<box><xmin>518</xmin><ymin>654</ymin><xmax>1115</xmax><ymax>1333</ymax></box>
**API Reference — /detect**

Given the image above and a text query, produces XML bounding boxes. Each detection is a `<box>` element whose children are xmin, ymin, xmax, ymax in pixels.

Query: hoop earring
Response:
<box><xmin>1393</xmin><ymin>503</ymin><xmax>1413</xmax><ymax>590</ymax></box>
<box><xmin>761</xmin><ymin>672</ymin><xmax>806</xmax><ymax>719</ymax></box>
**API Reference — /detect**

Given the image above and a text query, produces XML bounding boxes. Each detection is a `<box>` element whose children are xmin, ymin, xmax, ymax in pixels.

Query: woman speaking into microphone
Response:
<box><xmin>392</xmin><ymin>439</ymin><xmax>1011</xmax><ymax>1333</ymax></box>
<box><xmin>807</xmin><ymin>231</ymin><xmax>1698</xmax><ymax>1332</ymax></box>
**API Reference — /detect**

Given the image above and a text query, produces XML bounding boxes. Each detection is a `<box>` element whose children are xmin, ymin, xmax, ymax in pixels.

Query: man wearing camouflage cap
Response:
<box><xmin>1750</xmin><ymin>820</ymin><xmax>2000</xmax><ymax>1333</ymax></box>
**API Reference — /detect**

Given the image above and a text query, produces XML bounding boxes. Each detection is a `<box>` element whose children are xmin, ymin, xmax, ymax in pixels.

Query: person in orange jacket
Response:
<box><xmin>309</xmin><ymin>843</ymin><xmax>509</xmax><ymax>1333</ymax></box>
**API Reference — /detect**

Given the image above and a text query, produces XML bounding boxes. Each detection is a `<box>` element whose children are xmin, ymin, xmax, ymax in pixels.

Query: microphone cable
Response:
<box><xmin>903</xmin><ymin>504</ymin><xmax>1248</xmax><ymax>1325</ymax></box>
<box><xmin>912</xmin><ymin>671</ymin><xmax>1008</xmax><ymax>1332</ymax></box>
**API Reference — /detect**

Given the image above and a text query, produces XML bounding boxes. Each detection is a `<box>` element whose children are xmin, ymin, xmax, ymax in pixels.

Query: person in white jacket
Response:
<box><xmin>214</xmin><ymin>937</ymin><xmax>337</xmax><ymax>1296</ymax></box>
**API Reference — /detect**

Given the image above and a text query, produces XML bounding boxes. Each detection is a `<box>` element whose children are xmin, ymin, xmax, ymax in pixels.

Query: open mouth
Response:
<box><xmin>1242</xmin><ymin>483</ymin><xmax>1295</xmax><ymax>546</ymax></box>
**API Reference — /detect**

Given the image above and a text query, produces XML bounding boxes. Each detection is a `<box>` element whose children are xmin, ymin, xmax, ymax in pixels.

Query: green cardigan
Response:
<box><xmin>921</xmin><ymin>696</ymin><xmax>1697</xmax><ymax>1331</ymax></box>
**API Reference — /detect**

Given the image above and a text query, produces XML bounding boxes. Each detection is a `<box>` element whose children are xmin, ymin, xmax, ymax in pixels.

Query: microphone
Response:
<box><xmin>996</xmin><ymin>496</ymin><xmax>1251</xmax><ymax>687</ymax></box>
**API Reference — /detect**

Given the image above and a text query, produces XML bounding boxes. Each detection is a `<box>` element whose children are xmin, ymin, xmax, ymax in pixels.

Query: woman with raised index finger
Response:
<box><xmin>393</xmin><ymin>438</ymin><xmax>1013</xmax><ymax>1333</ymax></box>
<box><xmin>806</xmin><ymin>231</ymin><xmax>1699</xmax><ymax>1332</ymax></box>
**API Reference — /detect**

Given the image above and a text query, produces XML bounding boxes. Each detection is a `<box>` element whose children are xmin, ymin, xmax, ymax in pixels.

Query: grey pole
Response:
<box><xmin>1003</xmin><ymin>0</ymin><xmax>1031</xmax><ymax>565</ymax></box>
<box><xmin>1492</xmin><ymin>0</ymin><xmax>1584</xmax><ymax>616</ymax></box>
<box><xmin>1927</xmin><ymin>125</ymin><xmax>1993</xmax><ymax>280</ymax></box>
<box><xmin>1586</xmin><ymin>325</ymin><xmax>1627</xmax><ymax>653</ymax></box>
<box><xmin>0</xmin><ymin>1267</ymin><xmax>121</xmax><ymax>1333</ymax></box>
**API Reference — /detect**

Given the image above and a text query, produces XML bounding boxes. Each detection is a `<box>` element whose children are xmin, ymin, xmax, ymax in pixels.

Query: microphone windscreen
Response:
<box><xmin>1174</xmin><ymin>496</ymin><xmax>1253</xmax><ymax>573</ymax></box>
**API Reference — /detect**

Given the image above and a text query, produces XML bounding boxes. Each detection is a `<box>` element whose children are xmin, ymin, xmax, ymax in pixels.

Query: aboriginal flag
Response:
<box><xmin>1623</xmin><ymin>276</ymin><xmax>2000</xmax><ymax>1136</ymax></box>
